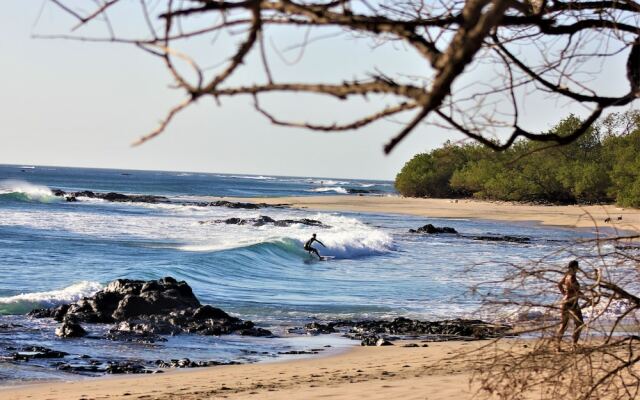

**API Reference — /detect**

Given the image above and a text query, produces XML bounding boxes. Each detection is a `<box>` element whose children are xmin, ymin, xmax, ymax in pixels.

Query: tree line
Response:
<box><xmin>395</xmin><ymin>111</ymin><xmax>640</xmax><ymax>208</ymax></box>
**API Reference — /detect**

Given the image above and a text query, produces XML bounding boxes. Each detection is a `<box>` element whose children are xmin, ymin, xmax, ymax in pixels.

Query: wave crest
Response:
<box><xmin>0</xmin><ymin>180</ymin><xmax>59</xmax><ymax>203</ymax></box>
<box><xmin>0</xmin><ymin>281</ymin><xmax>103</xmax><ymax>315</ymax></box>
<box><xmin>308</xmin><ymin>187</ymin><xmax>348</xmax><ymax>194</ymax></box>
<box><xmin>176</xmin><ymin>213</ymin><xmax>393</xmax><ymax>259</ymax></box>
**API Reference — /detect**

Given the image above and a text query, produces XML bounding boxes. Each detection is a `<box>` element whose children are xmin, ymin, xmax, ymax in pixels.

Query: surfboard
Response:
<box><xmin>320</xmin><ymin>256</ymin><xmax>335</xmax><ymax>261</ymax></box>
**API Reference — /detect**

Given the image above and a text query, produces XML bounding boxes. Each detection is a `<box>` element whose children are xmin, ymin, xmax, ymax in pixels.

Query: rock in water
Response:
<box><xmin>409</xmin><ymin>224</ymin><xmax>458</xmax><ymax>234</ymax></box>
<box><xmin>55</xmin><ymin>320</ymin><xmax>87</xmax><ymax>338</ymax></box>
<box><xmin>12</xmin><ymin>346</ymin><xmax>69</xmax><ymax>360</ymax></box>
<box><xmin>471</xmin><ymin>235</ymin><xmax>530</xmax><ymax>244</ymax></box>
<box><xmin>30</xmin><ymin>276</ymin><xmax>272</xmax><ymax>338</ymax></box>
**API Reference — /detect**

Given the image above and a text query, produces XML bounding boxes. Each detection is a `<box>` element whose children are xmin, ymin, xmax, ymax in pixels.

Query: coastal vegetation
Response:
<box><xmin>395</xmin><ymin>111</ymin><xmax>640</xmax><ymax>208</ymax></box>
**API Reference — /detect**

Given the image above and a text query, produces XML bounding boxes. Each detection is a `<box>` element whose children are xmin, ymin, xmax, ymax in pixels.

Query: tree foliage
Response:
<box><xmin>395</xmin><ymin>112</ymin><xmax>640</xmax><ymax>207</ymax></box>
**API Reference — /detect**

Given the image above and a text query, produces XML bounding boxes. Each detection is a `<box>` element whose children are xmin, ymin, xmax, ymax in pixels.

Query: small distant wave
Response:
<box><xmin>307</xmin><ymin>179</ymin><xmax>350</xmax><ymax>186</ymax></box>
<box><xmin>0</xmin><ymin>281</ymin><xmax>103</xmax><ymax>315</ymax></box>
<box><xmin>230</xmin><ymin>175</ymin><xmax>276</xmax><ymax>181</ymax></box>
<box><xmin>0</xmin><ymin>180</ymin><xmax>60</xmax><ymax>203</ymax></box>
<box><xmin>308</xmin><ymin>187</ymin><xmax>349</xmax><ymax>194</ymax></box>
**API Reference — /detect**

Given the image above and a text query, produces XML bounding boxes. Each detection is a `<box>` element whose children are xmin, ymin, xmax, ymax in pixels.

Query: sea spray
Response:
<box><xmin>0</xmin><ymin>180</ymin><xmax>59</xmax><ymax>203</ymax></box>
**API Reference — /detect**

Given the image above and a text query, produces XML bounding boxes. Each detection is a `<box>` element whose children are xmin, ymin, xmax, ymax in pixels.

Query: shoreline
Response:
<box><xmin>217</xmin><ymin>195</ymin><xmax>640</xmax><ymax>231</ymax></box>
<box><xmin>1</xmin><ymin>339</ymin><xmax>492</xmax><ymax>400</ymax></box>
<box><xmin>3</xmin><ymin>194</ymin><xmax>638</xmax><ymax>399</ymax></box>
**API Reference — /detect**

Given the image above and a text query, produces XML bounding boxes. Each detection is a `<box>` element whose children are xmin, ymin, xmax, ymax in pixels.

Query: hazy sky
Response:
<box><xmin>0</xmin><ymin>2</ymin><xmax>635</xmax><ymax>180</ymax></box>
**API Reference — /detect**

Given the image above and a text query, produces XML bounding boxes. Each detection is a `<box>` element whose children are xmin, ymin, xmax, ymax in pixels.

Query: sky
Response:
<box><xmin>0</xmin><ymin>2</ymin><xmax>635</xmax><ymax>180</ymax></box>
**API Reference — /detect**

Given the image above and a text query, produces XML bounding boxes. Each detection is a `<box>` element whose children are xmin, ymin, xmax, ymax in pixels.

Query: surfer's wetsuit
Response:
<box><xmin>304</xmin><ymin>236</ymin><xmax>325</xmax><ymax>259</ymax></box>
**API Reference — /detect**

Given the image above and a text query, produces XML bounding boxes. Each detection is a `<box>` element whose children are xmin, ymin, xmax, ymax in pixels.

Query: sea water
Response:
<box><xmin>0</xmin><ymin>164</ymin><xmax>610</xmax><ymax>383</ymax></box>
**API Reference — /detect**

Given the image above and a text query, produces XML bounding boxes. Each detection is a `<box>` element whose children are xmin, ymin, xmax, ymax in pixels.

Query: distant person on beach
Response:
<box><xmin>556</xmin><ymin>260</ymin><xmax>585</xmax><ymax>350</ymax></box>
<box><xmin>304</xmin><ymin>233</ymin><xmax>326</xmax><ymax>260</ymax></box>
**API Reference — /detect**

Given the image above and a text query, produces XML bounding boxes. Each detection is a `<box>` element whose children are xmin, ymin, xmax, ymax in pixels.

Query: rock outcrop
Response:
<box><xmin>52</xmin><ymin>189</ymin><xmax>169</xmax><ymax>204</ymax></box>
<box><xmin>11</xmin><ymin>346</ymin><xmax>69</xmax><ymax>361</ymax></box>
<box><xmin>202</xmin><ymin>215</ymin><xmax>326</xmax><ymax>228</ymax></box>
<box><xmin>288</xmin><ymin>317</ymin><xmax>510</xmax><ymax>346</ymax></box>
<box><xmin>52</xmin><ymin>189</ymin><xmax>290</xmax><ymax>209</ymax></box>
<box><xmin>409</xmin><ymin>224</ymin><xmax>458</xmax><ymax>234</ymax></box>
<box><xmin>29</xmin><ymin>277</ymin><xmax>272</xmax><ymax>338</ymax></box>
<box><xmin>471</xmin><ymin>235</ymin><xmax>531</xmax><ymax>244</ymax></box>
<box><xmin>55</xmin><ymin>320</ymin><xmax>87</xmax><ymax>338</ymax></box>
<box><xmin>408</xmin><ymin>224</ymin><xmax>531</xmax><ymax>244</ymax></box>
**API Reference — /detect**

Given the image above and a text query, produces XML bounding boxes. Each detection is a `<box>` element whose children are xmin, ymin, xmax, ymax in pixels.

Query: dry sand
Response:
<box><xmin>232</xmin><ymin>195</ymin><xmax>640</xmax><ymax>231</ymax></box>
<box><xmin>2</xmin><ymin>340</ymin><xmax>493</xmax><ymax>400</ymax></box>
<box><xmin>4</xmin><ymin>196</ymin><xmax>638</xmax><ymax>399</ymax></box>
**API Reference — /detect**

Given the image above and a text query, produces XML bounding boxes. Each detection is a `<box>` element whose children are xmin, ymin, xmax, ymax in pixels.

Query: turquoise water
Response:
<box><xmin>0</xmin><ymin>164</ymin><xmax>597</xmax><ymax>382</ymax></box>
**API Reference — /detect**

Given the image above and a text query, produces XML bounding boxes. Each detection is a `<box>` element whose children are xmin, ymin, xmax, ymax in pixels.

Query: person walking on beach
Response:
<box><xmin>556</xmin><ymin>260</ymin><xmax>585</xmax><ymax>350</ymax></box>
<box><xmin>304</xmin><ymin>233</ymin><xmax>326</xmax><ymax>260</ymax></box>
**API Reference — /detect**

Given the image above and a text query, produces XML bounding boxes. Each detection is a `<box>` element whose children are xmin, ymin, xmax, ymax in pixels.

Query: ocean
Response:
<box><xmin>0</xmin><ymin>164</ymin><xmax>601</xmax><ymax>383</ymax></box>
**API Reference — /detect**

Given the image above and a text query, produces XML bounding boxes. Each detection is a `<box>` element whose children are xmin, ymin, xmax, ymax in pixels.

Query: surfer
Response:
<box><xmin>304</xmin><ymin>233</ymin><xmax>326</xmax><ymax>260</ymax></box>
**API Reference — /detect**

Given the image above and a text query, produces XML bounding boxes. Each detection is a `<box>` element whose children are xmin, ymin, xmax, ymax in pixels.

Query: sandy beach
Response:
<box><xmin>3</xmin><ymin>195</ymin><xmax>638</xmax><ymax>400</ymax></box>
<box><xmin>2</xmin><ymin>340</ymin><xmax>493</xmax><ymax>400</ymax></box>
<box><xmin>231</xmin><ymin>195</ymin><xmax>640</xmax><ymax>231</ymax></box>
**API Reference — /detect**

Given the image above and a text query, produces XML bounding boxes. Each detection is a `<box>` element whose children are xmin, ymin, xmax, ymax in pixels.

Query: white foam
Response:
<box><xmin>0</xmin><ymin>195</ymin><xmax>393</xmax><ymax>259</ymax></box>
<box><xmin>230</xmin><ymin>175</ymin><xmax>276</xmax><ymax>180</ymax></box>
<box><xmin>582</xmin><ymin>299</ymin><xmax>636</xmax><ymax>320</ymax></box>
<box><xmin>308</xmin><ymin>187</ymin><xmax>349</xmax><ymax>194</ymax></box>
<box><xmin>0</xmin><ymin>180</ymin><xmax>57</xmax><ymax>202</ymax></box>
<box><xmin>0</xmin><ymin>281</ymin><xmax>103</xmax><ymax>309</ymax></box>
<box><xmin>307</xmin><ymin>179</ymin><xmax>350</xmax><ymax>185</ymax></box>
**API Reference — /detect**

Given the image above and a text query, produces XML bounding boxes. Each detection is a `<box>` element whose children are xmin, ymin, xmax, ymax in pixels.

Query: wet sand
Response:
<box><xmin>2</xmin><ymin>340</ymin><xmax>494</xmax><ymax>400</ymax></box>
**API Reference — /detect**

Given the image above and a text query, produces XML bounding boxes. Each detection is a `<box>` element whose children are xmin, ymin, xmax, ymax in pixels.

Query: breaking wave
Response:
<box><xmin>0</xmin><ymin>180</ymin><xmax>60</xmax><ymax>203</ymax></box>
<box><xmin>0</xmin><ymin>281</ymin><xmax>103</xmax><ymax>315</ymax></box>
<box><xmin>307</xmin><ymin>187</ymin><xmax>349</xmax><ymax>194</ymax></box>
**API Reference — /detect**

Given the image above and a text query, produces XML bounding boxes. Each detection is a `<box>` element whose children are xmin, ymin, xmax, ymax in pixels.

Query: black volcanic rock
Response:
<box><xmin>408</xmin><ymin>223</ymin><xmax>531</xmax><ymax>244</ymax></box>
<box><xmin>154</xmin><ymin>358</ymin><xmax>240</xmax><ymax>368</ymax></box>
<box><xmin>105</xmin><ymin>361</ymin><xmax>151</xmax><ymax>374</ymax></box>
<box><xmin>30</xmin><ymin>277</ymin><xmax>272</xmax><ymax>338</ymax></box>
<box><xmin>51</xmin><ymin>189</ymin><xmax>289</xmax><ymax>210</ymax></box>
<box><xmin>409</xmin><ymin>224</ymin><xmax>458</xmax><ymax>234</ymax></box>
<box><xmin>12</xmin><ymin>346</ymin><xmax>69</xmax><ymax>361</ymax></box>
<box><xmin>471</xmin><ymin>235</ymin><xmax>531</xmax><ymax>244</ymax></box>
<box><xmin>197</xmin><ymin>200</ymin><xmax>289</xmax><ymax>209</ymax></box>
<box><xmin>102</xmin><ymin>192</ymin><xmax>129</xmax><ymax>201</ymax></box>
<box><xmin>288</xmin><ymin>317</ymin><xmax>510</xmax><ymax>346</ymax></box>
<box><xmin>304</xmin><ymin>322</ymin><xmax>337</xmax><ymax>335</ymax></box>
<box><xmin>55</xmin><ymin>320</ymin><xmax>87</xmax><ymax>338</ymax></box>
<box><xmin>347</xmin><ymin>317</ymin><xmax>508</xmax><ymax>338</ymax></box>
<box><xmin>205</xmin><ymin>215</ymin><xmax>327</xmax><ymax>228</ymax></box>
<box><xmin>51</xmin><ymin>189</ymin><xmax>169</xmax><ymax>204</ymax></box>
<box><xmin>209</xmin><ymin>200</ymin><xmax>261</xmax><ymax>209</ymax></box>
